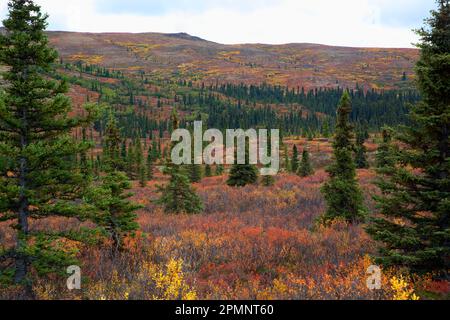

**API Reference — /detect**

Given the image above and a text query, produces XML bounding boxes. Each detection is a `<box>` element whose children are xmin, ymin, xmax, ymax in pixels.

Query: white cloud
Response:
<box><xmin>0</xmin><ymin>0</ymin><xmax>429</xmax><ymax>47</ymax></box>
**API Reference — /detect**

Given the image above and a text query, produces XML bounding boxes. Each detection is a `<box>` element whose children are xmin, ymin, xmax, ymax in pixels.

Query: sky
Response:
<box><xmin>0</xmin><ymin>0</ymin><xmax>437</xmax><ymax>48</ymax></box>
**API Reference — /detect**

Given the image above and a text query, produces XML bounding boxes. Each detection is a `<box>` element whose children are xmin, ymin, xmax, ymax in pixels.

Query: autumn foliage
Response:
<box><xmin>1</xmin><ymin>167</ymin><xmax>442</xmax><ymax>300</ymax></box>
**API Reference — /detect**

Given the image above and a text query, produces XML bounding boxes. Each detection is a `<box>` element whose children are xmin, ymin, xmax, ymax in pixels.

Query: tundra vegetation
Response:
<box><xmin>0</xmin><ymin>0</ymin><xmax>448</xmax><ymax>300</ymax></box>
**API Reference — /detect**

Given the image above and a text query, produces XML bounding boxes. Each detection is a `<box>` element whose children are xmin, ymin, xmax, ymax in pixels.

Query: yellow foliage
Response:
<box><xmin>151</xmin><ymin>258</ymin><xmax>197</xmax><ymax>300</ymax></box>
<box><xmin>69</xmin><ymin>54</ymin><xmax>104</xmax><ymax>64</ymax></box>
<box><xmin>390</xmin><ymin>276</ymin><xmax>420</xmax><ymax>301</ymax></box>
<box><xmin>86</xmin><ymin>258</ymin><xmax>197</xmax><ymax>300</ymax></box>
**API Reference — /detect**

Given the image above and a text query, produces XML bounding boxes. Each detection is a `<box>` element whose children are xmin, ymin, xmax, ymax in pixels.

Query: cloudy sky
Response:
<box><xmin>0</xmin><ymin>0</ymin><xmax>436</xmax><ymax>47</ymax></box>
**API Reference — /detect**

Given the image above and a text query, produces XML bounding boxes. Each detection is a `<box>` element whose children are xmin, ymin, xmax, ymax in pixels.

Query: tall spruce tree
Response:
<box><xmin>298</xmin><ymin>148</ymin><xmax>314</xmax><ymax>177</ymax></box>
<box><xmin>367</xmin><ymin>1</ymin><xmax>450</xmax><ymax>276</ymax></box>
<box><xmin>157</xmin><ymin>111</ymin><xmax>203</xmax><ymax>214</ymax></box>
<box><xmin>0</xmin><ymin>0</ymin><xmax>97</xmax><ymax>285</ymax></box>
<box><xmin>103</xmin><ymin>112</ymin><xmax>123</xmax><ymax>171</ymax></box>
<box><xmin>85</xmin><ymin>113</ymin><xmax>141</xmax><ymax>256</ymax></box>
<box><xmin>320</xmin><ymin>92</ymin><xmax>367</xmax><ymax>225</ymax></box>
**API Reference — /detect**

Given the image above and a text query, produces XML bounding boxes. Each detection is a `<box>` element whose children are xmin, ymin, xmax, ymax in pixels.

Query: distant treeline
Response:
<box><xmin>207</xmin><ymin>82</ymin><xmax>420</xmax><ymax>130</ymax></box>
<box><xmin>52</xmin><ymin>63</ymin><xmax>421</xmax><ymax>139</ymax></box>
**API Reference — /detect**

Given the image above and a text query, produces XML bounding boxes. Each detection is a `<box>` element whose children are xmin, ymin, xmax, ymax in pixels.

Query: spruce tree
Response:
<box><xmin>291</xmin><ymin>145</ymin><xmax>300</xmax><ymax>173</ymax></box>
<box><xmin>215</xmin><ymin>164</ymin><xmax>224</xmax><ymax>176</ymax></box>
<box><xmin>261</xmin><ymin>164</ymin><xmax>275</xmax><ymax>187</ymax></box>
<box><xmin>320</xmin><ymin>92</ymin><xmax>367</xmax><ymax>225</ymax></box>
<box><xmin>355</xmin><ymin>130</ymin><xmax>370</xmax><ymax>169</ymax></box>
<box><xmin>322</xmin><ymin>121</ymin><xmax>331</xmax><ymax>139</ymax></box>
<box><xmin>103</xmin><ymin>112</ymin><xmax>123</xmax><ymax>171</ymax></box>
<box><xmin>138</xmin><ymin>161</ymin><xmax>147</xmax><ymax>187</ymax></box>
<box><xmin>367</xmin><ymin>1</ymin><xmax>450</xmax><ymax>276</ymax></box>
<box><xmin>0</xmin><ymin>0</ymin><xmax>97</xmax><ymax>285</ymax></box>
<box><xmin>375</xmin><ymin>127</ymin><xmax>395</xmax><ymax>170</ymax></box>
<box><xmin>85</xmin><ymin>173</ymin><xmax>141</xmax><ymax>256</ymax></box>
<box><xmin>125</xmin><ymin>135</ymin><xmax>146</xmax><ymax>185</ymax></box>
<box><xmin>146</xmin><ymin>141</ymin><xmax>159</xmax><ymax>180</ymax></box>
<box><xmin>150</xmin><ymin>140</ymin><xmax>160</xmax><ymax>160</ymax></box>
<box><xmin>204</xmin><ymin>164</ymin><xmax>212</xmax><ymax>177</ymax></box>
<box><xmin>227</xmin><ymin>140</ymin><xmax>259</xmax><ymax>187</ymax></box>
<box><xmin>129</xmin><ymin>134</ymin><xmax>146</xmax><ymax>187</ymax></box>
<box><xmin>85</xmin><ymin>112</ymin><xmax>140</xmax><ymax>256</ymax></box>
<box><xmin>157</xmin><ymin>111</ymin><xmax>203</xmax><ymax>214</ymax></box>
<box><xmin>298</xmin><ymin>148</ymin><xmax>314</xmax><ymax>177</ymax></box>
<box><xmin>188</xmin><ymin>163</ymin><xmax>202</xmax><ymax>183</ymax></box>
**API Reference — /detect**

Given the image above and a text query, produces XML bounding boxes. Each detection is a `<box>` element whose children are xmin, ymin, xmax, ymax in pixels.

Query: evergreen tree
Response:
<box><xmin>322</xmin><ymin>121</ymin><xmax>331</xmax><ymax>139</ymax></box>
<box><xmin>103</xmin><ymin>112</ymin><xmax>123</xmax><ymax>171</ymax></box>
<box><xmin>148</xmin><ymin>141</ymin><xmax>159</xmax><ymax>163</ymax></box>
<box><xmin>367</xmin><ymin>1</ymin><xmax>450</xmax><ymax>276</ymax></box>
<box><xmin>375</xmin><ymin>127</ymin><xmax>395</xmax><ymax>170</ymax></box>
<box><xmin>146</xmin><ymin>140</ymin><xmax>159</xmax><ymax>181</ymax></box>
<box><xmin>0</xmin><ymin>0</ymin><xmax>97</xmax><ymax>285</ymax></box>
<box><xmin>298</xmin><ymin>148</ymin><xmax>314</xmax><ymax>177</ymax></box>
<box><xmin>204</xmin><ymin>164</ymin><xmax>212</xmax><ymax>177</ymax></box>
<box><xmin>85</xmin><ymin>173</ymin><xmax>141</xmax><ymax>256</ymax></box>
<box><xmin>138</xmin><ymin>158</ymin><xmax>147</xmax><ymax>187</ymax></box>
<box><xmin>85</xmin><ymin>110</ymin><xmax>140</xmax><ymax>255</ymax></box>
<box><xmin>291</xmin><ymin>145</ymin><xmax>300</xmax><ymax>173</ymax></box>
<box><xmin>215</xmin><ymin>164</ymin><xmax>225</xmax><ymax>176</ymax></box>
<box><xmin>157</xmin><ymin>111</ymin><xmax>203</xmax><ymax>214</ymax></box>
<box><xmin>261</xmin><ymin>165</ymin><xmax>275</xmax><ymax>187</ymax></box>
<box><xmin>320</xmin><ymin>92</ymin><xmax>367</xmax><ymax>225</ymax></box>
<box><xmin>355</xmin><ymin>130</ymin><xmax>370</xmax><ymax>169</ymax></box>
<box><xmin>188</xmin><ymin>164</ymin><xmax>202</xmax><ymax>183</ymax></box>
<box><xmin>227</xmin><ymin>140</ymin><xmax>259</xmax><ymax>187</ymax></box>
<box><xmin>126</xmin><ymin>136</ymin><xmax>146</xmax><ymax>185</ymax></box>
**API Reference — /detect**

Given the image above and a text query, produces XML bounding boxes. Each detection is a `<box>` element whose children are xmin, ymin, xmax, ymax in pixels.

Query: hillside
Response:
<box><xmin>46</xmin><ymin>30</ymin><xmax>419</xmax><ymax>90</ymax></box>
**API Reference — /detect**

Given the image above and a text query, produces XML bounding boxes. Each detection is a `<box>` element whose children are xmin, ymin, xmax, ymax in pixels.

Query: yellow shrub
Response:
<box><xmin>390</xmin><ymin>276</ymin><xmax>420</xmax><ymax>300</ymax></box>
<box><xmin>86</xmin><ymin>258</ymin><xmax>197</xmax><ymax>300</ymax></box>
<box><xmin>152</xmin><ymin>258</ymin><xmax>197</xmax><ymax>300</ymax></box>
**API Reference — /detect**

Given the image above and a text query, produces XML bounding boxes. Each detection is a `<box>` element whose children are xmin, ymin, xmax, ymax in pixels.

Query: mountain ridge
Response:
<box><xmin>1</xmin><ymin>27</ymin><xmax>420</xmax><ymax>89</ymax></box>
